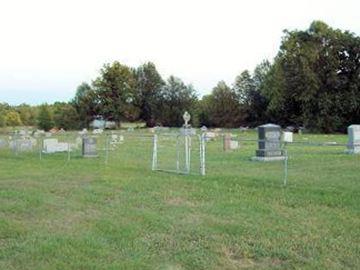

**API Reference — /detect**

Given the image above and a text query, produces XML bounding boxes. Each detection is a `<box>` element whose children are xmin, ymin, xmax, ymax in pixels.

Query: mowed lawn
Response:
<box><xmin>0</xmin><ymin>130</ymin><xmax>359</xmax><ymax>269</ymax></box>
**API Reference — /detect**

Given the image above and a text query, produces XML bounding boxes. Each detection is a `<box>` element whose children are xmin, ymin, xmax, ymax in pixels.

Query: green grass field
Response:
<box><xmin>0</xmin><ymin>130</ymin><xmax>359</xmax><ymax>269</ymax></box>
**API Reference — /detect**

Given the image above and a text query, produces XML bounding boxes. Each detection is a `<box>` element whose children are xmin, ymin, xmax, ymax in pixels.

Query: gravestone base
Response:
<box><xmin>251</xmin><ymin>156</ymin><xmax>285</xmax><ymax>162</ymax></box>
<box><xmin>83</xmin><ymin>153</ymin><xmax>98</xmax><ymax>158</ymax></box>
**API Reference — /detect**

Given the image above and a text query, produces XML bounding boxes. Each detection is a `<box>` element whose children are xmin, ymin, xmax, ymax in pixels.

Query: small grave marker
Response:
<box><xmin>347</xmin><ymin>124</ymin><xmax>360</xmax><ymax>154</ymax></box>
<box><xmin>82</xmin><ymin>137</ymin><xmax>98</xmax><ymax>157</ymax></box>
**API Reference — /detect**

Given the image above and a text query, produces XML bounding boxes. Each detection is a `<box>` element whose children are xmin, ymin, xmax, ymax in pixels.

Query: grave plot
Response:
<box><xmin>0</xmin><ymin>132</ymin><xmax>41</xmax><ymax>159</ymax></box>
<box><xmin>152</xmin><ymin>132</ymin><xmax>205</xmax><ymax>175</ymax></box>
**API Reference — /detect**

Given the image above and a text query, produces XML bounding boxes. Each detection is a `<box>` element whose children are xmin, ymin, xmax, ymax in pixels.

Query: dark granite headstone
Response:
<box><xmin>253</xmin><ymin>124</ymin><xmax>284</xmax><ymax>161</ymax></box>
<box><xmin>82</xmin><ymin>137</ymin><xmax>98</xmax><ymax>157</ymax></box>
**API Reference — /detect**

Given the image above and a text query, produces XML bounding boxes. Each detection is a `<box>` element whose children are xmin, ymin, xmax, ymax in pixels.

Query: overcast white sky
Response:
<box><xmin>0</xmin><ymin>0</ymin><xmax>359</xmax><ymax>105</ymax></box>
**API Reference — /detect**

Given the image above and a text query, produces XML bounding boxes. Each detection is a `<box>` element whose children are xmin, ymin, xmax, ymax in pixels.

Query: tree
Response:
<box><xmin>5</xmin><ymin>111</ymin><xmax>22</xmax><ymax>126</ymax></box>
<box><xmin>72</xmin><ymin>82</ymin><xmax>98</xmax><ymax>128</ymax></box>
<box><xmin>263</xmin><ymin>21</ymin><xmax>360</xmax><ymax>132</ymax></box>
<box><xmin>197</xmin><ymin>95</ymin><xmax>213</xmax><ymax>127</ymax></box>
<box><xmin>93</xmin><ymin>61</ymin><xmax>139</xmax><ymax>124</ymax></box>
<box><xmin>16</xmin><ymin>103</ymin><xmax>37</xmax><ymax>126</ymax></box>
<box><xmin>156</xmin><ymin>76</ymin><xmax>198</xmax><ymax>126</ymax></box>
<box><xmin>0</xmin><ymin>103</ymin><xmax>10</xmax><ymax>127</ymax></box>
<box><xmin>37</xmin><ymin>104</ymin><xmax>54</xmax><ymax>131</ymax></box>
<box><xmin>135</xmin><ymin>62</ymin><xmax>165</xmax><ymax>126</ymax></box>
<box><xmin>204</xmin><ymin>81</ymin><xmax>243</xmax><ymax>127</ymax></box>
<box><xmin>53</xmin><ymin>102</ymin><xmax>80</xmax><ymax>130</ymax></box>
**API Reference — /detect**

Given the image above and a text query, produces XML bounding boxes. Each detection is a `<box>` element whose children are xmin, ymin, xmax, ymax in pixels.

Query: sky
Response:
<box><xmin>0</xmin><ymin>0</ymin><xmax>359</xmax><ymax>105</ymax></box>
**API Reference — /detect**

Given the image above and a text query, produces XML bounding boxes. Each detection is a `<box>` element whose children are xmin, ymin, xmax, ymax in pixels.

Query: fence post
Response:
<box><xmin>152</xmin><ymin>134</ymin><xmax>158</xmax><ymax>171</ymax></box>
<box><xmin>105</xmin><ymin>134</ymin><xmax>110</xmax><ymax>165</ymax></box>
<box><xmin>283</xmin><ymin>148</ymin><xmax>288</xmax><ymax>186</ymax></box>
<box><xmin>200</xmin><ymin>133</ymin><xmax>206</xmax><ymax>176</ymax></box>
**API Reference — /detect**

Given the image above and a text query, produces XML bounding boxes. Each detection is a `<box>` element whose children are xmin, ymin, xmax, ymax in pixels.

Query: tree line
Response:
<box><xmin>1</xmin><ymin>21</ymin><xmax>359</xmax><ymax>133</ymax></box>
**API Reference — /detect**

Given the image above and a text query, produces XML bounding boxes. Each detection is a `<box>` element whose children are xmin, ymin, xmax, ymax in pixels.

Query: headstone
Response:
<box><xmin>10</xmin><ymin>138</ymin><xmax>33</xmax><ymax>152</ymax></box>
<box><xmin>105</xmin><ymin>121</ymin><xmax>116</xmax><ymax>129</ymax></box>
<box><xmin>93</xmin><ymin>128</ymin><xmax>104</xmax><ymax>134</ymax></box>
<box><xmin>0</xmin><ymin>139</ymin><xmax>7</xmax><ymax>148</ymax></box>
<box><xmin>43</xmin><ymin>138</ymin><xmax>68</xmax><ymax>153</ymax></box>
<box><xmin>252</xmin><ymin>123</ymin><xmax>285</xmax><ymax>161</ymax></box>
<box><xmin>283</xmin><ymin>131</ymin><xmax>293</xmax><ymax>143</ymax></box>
<box><xmin>19</xmin><ymin>130</ymin><xmax>27</xmax><ymax>136</ymax></box>
<box><xmin>34</xmin><ymin>130</ymin><xmax>45</xmax><ymax>137</ymax></box>
<box><xmin>19</xmin><ymin>139</ymin><xmax>33</xmax><ymax>151</ymax></box>
<box><xmin>82</xmin><ymin>137</ymin><xmax>98</xmax><ymax>157</ymax></box>
<box><xmin>224</xmin><ymin>133</ymin><xmax>239</xmax><ymax>151</ymax></box>
<box><xmin>230</xmin><ymin>140</ymin><xmax>239</xmax><ymax>150</ymax></box>
<box><xmin>239</xmin><ymin>126</ymin><xmax>249</xmax><ymax>132</ymax></box>
<box><xmin>223</xmin><ymin>133</ymin><xmax>231</xmax><ymax>151</ymax></box>
<box><xmin>79</xmin><ymin>128</ymin><xmax>88</xmax><ymax>136</ymax></box>
<box><xmin>347</xmin><ymin>125</ymin><xmax>360</xmax><ymax>154</ymax></box>
<box><xmin>204</xmin><ymin>132</ymin><xmax>216</xmax><ymax>141</ymax></box>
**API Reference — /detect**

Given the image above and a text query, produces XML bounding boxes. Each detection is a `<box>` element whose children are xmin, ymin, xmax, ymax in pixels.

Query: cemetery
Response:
<box><xmin>0</xmin><ymin>3</ymin><xmax>359</xmax><ymax>268</ymax></box>
<box><xmin>0</xmin><ymin>117</ymin><xmax>359</xmax><ymax>269</ymax></box>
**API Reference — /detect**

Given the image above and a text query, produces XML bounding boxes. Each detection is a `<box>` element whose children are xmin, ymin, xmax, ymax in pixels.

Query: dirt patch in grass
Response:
<box><xmin>165</xmin><ymin>197</ymin><xmax>196</xmax><ymax>207</ymax></box>
<box><xmin>222</xmin><ymin>246</ymin><xmax>284</xmax><ymax>269</ymax></box>
<box><xmin>37</xmin><ymin>208</ymin><xmax>102</xmax><ymax>233</ymax></box>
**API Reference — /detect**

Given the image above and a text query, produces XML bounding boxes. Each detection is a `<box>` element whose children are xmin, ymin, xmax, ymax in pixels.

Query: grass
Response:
<box><xmin>0</xmin><ymin>130</ymin><xmax>359</xmax><ymax>269</ymax></box>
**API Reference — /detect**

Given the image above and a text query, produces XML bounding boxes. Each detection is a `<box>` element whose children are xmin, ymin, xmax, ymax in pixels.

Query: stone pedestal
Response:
<box><xmin>347</xmin><ymin>125</ymin><xmax>360</xmax><ymax>154</ymax></box>
<box><xmin>82</xmin><ymin>137</ymin><xmax>98</xmax><ymax>158</ymax></box>
<box><xmin>252</xmin><ymin>123</ymin><xmax>285</xmax><ymax>161</ymax></box>
<box><xmin>223</xmin><ymin>133</ymin><xmax>231</xmax><ymax>151</ymax></box>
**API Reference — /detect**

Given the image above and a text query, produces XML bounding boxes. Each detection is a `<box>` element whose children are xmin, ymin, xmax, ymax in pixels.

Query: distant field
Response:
<box><xmin>0</xmin><ymin>130</ymin><xmax>359</xmax><ymax>269</ymax></box>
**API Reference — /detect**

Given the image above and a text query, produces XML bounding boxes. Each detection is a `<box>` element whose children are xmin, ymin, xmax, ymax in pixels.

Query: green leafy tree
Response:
<box><xmin>233</xmin><ymin>61</ymin><xmax>271</xmax><ymax>126</ymax></box>
<box><xmin>93</xmin><ymin>61</ymin><xmax>140</xmax><ymax>124</ymax></box>
<box><xmin>5</xmin><ymin>111</ymin><xmax>22</xmax><ymax>126</ymax></box>
<box><xmin>135</xmin><ymin>62</ymin><xmax>165</xmax><ymax>126</ymax></box>
<box><xmin>72</xmin><ymin>82</ymin><xmax>98</xmax><ymax>128</ymax></box>
<box><xmin>0</xmin><ymin>103</ymin><xmax>10</xmax><ymax>127</ymax></box>
<box><xmin>263</xmin><ymin>21</ymin><xmax>360</xmax><ymax>132</ymax></box>
<box><xmin>37</xmin><ymin>104</ymin><xmax>54</xmax><ymax>131</ymax></box>
<box><xmin>53</xmin><ymin>102</ymin><xmax>80</xmax><ymax>130</ymax></box>
<box><xmin>197</xmin><ymin>95</ymin><xmax>213</xmax><ymax>127</ymax></box>
<box><xmin>157</xmin><ymin>76</ymin><xmax>198</xmax><ymax>126</ymax></box>
<box><xmin>204</xmin><ymin>81</ymin><xmax>243</xmax><ymax>127</ymax></box>
<box><xmin>16</xmin><ymin>103</ymin><xmax>37</xmax><ymax>126</ymax></box>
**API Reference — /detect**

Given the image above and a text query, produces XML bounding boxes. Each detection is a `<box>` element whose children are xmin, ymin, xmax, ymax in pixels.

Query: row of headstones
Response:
<box><xmin>1</xmin><ymin>133</ymin><xmax>124</xmax><ymax>157</ymax></box>
<box><xmin>254</xmin><ymin>124</ymin><xmax>360</xmax><ymax>161</ymax></box>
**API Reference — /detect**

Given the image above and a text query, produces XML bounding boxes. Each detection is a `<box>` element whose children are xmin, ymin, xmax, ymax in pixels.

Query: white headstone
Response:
<box><xmin>79</xmin><ymin>128</ymin><xmax>88</xmax><ymax>136</ymax></box>
<box><xmin>230</xmin><ymin>140</ymin><xmax>239</xmax><ymax>150</ymax></box>
<box><xmin>43</xmin><ymin>138</ymin><xmax>68</xmax><ymax>153</ymax></box>
<box><xmin>93</xmin><ymin>128</ymin><xmax>104</xmax><ymax>134</ymax></box>
<box><xmin>283</xmin><ymin>131</ymin><xmax>293</xmax><ymax>143</ymax></box>
<box><xmin>347</xmin><ymin>125</ymin><xmax>360</xmax><ymax>154</ymax></box>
